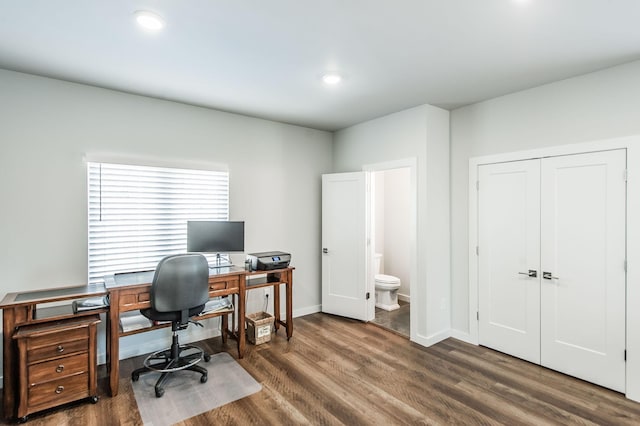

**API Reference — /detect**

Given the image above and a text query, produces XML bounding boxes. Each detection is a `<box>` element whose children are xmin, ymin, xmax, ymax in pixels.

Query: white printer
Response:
<box><xmin>247</xmin><ymin>251</ymin><xmax>291</xmax><ymax>271</ymax></box>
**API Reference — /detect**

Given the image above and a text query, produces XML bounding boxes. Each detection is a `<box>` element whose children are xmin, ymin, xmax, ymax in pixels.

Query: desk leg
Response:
<box><xmin>273</xmin><ymin>283</ymin><xmax>281</xmax><ymax>333</ymax></box>
<box><xmin>108</xmin><ymin>290</ymin><xmax>120</xmax><ymax>397</ymax></box>
<box><xmin>238</xmin><ymin>276</ymin><xmax>246</xmax><ymax>358</ymax></box>
<box><xmin>286</xmin><ymin>269</ymin><xmax>293</xmax><ymax>340</ymax></box>
<box><xmin>105</xmin><ymin>310</ymin><xmax>111</xmax><ymax>373</ymax></box>
<box><xmin>3</xmin><ymin>308</ymin><xmax>17</xmax><ymax>419</ymax></box>
<box><xmin>221</xmin><ymin>314</ymin><xmax>228</xmax><ymax>344</ymax></box>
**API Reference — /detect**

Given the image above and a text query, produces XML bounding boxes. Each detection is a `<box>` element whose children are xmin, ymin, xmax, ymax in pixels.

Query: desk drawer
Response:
<box><xmin>28</xmin><ymin>338</ymin><xmax>88</xmax><ymax>364</ymax></box>
<box><xmin>29</xmin><ymin>353</ymin><xmax>88</xmax><ymax>384</ymax></box>
<box><xmin>209</xmin><ymin>276</ymin><xmax>239</xmax><ymax>291</ymax></box>
<box><xmin>26</xmin><ymin>326</ymin><xmax>87</xmax><ymax>352</ymax></box>
<box><xmin>28</xmin><ymin>372</ymin><xmax>89</xmax><ymax>411</ymax></box>
<box><xmin>118</xmin><ymin>289</ymin><xmax>151</xmax><ymax>310</ymax></box>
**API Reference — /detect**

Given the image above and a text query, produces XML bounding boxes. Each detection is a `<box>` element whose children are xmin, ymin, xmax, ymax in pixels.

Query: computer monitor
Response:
<box><xmin>187</xmin><ymin>221</ymin><xmax>245</xmax><ymax>255</ymax></box>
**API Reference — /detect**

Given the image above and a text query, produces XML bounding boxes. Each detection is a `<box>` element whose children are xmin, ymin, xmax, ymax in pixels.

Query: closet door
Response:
<box><xmin>540</xmin><ymin>149</ymin><xmax>626</xmax><ymax>392</ymax></box>
<box><xmin>478</xmin><ymin>159</ymin><xmax>541</xmax><ymax>364</ymax></box>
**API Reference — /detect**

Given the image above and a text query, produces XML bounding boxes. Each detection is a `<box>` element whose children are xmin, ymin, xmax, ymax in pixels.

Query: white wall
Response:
<box><xmin>334</xmin><ymin>104</ymin><xmax>451</xmax><ymax>345</ymax></box>
<box><xmin>383</xmin><ymin>168</ymin><xmax>411</xmax><ymax>299</ymax></box>
<box><xmin>450</xmin><ymin>59</ymin><xmax>640</xmax><ymax>338</ymax></box>
<box><xmin>373</xmin><ymin>171</ymin><xmax>385</xmax><ymax>255</ymax></box>
<box><xmin>0</xmin><ymin>69</ymin><xmax>332</xmax><ymax>368</ymax></box>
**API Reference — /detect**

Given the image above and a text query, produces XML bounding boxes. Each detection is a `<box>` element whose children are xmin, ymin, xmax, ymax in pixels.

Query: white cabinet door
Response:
<box><xmin>321</xmin><ymin>172</ymin><xmax>370</xmax><ymax>321</ymax></box>
<box><xmin>540</xmin><ymin>149</ymin><xmax>626</xmax><ymax>392</ymax></box>
<box><xmin>478</xmin><ymin>159</ymin><xmax>541</xmax><ymax>364</ymax></box>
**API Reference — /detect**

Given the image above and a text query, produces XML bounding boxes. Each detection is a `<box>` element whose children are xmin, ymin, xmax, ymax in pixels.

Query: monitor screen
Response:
<box><xmin>187</xmin><ymin>221</ymin><xmax>245</xmax><ymax>253</ymax></box>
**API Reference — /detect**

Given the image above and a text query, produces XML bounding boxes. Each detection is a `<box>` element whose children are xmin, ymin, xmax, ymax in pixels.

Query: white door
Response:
<box><xmin>321</xmin><ymin>172</ymin><xmax>370</xmax><ymax>320</ymax></box>
<box><xmin>478</xmin><ymin>159</ymin><xmax>541</xmax><ymax>364</ymax></box>
<box><xmin>540</xmin><ymin>149</ymin><xmax>626</xmax><ymax>392</ymax></box>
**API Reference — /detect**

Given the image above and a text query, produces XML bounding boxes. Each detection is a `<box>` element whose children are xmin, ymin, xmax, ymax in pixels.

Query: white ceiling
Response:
<box><xmin>1</xmin><ymin>1</ymin><xmax>640</xmax><ymax>131</ymax></box>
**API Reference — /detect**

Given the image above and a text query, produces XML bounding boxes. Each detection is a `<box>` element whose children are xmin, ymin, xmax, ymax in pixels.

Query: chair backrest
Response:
<box><xmin>150</xmin><ymin>253</ymin><xmax>209</xmax><ymax>314</ymax></box>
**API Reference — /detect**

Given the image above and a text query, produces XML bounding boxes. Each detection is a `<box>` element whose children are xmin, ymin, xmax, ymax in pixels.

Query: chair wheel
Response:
<box><xmin>201</xmin><ymin>374</ymin><xmax>208</xmax><ymax>383</ymax></box>
<box><xmin>204</xmin><ymin>354</ymin><xmax>211</xmax><ymax>362</ymax></box>
<box><xmin>131</xmin><ymin>372</ymin><xmax>139</xmax><ymax>381</ymax></box>
<box><xmin>155</xmin><ymin>387</ymin><xmax>164</xmax><ymax>398</ymax></box>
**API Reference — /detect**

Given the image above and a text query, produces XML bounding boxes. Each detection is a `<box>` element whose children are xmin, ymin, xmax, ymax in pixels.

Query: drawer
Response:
<box><xmin>26</xmin><ymin>326</ymin><xmax>88</xmax><ymax>351</ymax></box>
<box><xmin>29</xmin><ymin>353</ymin><xmax>88</xmax><ymax>385</ymax></box>
<box><xmin>28</xmin><ymin>338</ymin><xmax>88</xmax><ymax>364</ymax></box>
<box><xmin>28</xmin><ymin>373</ymin><xmax>89</xmax><ymax>411</ymax></box>
<box><xmin>119</xmin><ymin>289</ymin><xmax>151</xmax><ymax>310</ymax></box>
<box><xmin>209</xmin><ymin>277</ymin><xmax>239</xmax><ymax>291</ymax></box>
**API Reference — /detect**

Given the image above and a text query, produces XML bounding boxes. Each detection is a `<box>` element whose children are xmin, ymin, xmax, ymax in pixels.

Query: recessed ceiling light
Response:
<box><xmin>322</xmin><ymin>72</ymin><xmax>342</xmax><ymax>85</ymax></box>
<box><xmin>134</xmin><ymin>10</ymin><xmax>165</xmax><ymax>31</ymax></box>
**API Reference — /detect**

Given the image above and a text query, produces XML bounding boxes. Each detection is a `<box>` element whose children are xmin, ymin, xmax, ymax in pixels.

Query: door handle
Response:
<box><xmin>518</xmin><ymin>270</ymin><xmax>537</xmax><ymax>278</ymax></box>
<box><xmin>322</xmin><ymin>248</ymin><xmax>328</xmax><ymax>254</ymax></box>
<box><xmin>543</xmin><ymin>272</ymin><xmax>559</xmax><ymax>280</ymax></box>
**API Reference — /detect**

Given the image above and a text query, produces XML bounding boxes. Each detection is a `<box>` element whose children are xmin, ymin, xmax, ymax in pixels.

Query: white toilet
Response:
<box><xmin>374</xmin><ymin>253</ymin><xmax>401</xmax><ymax>311</ymax></box>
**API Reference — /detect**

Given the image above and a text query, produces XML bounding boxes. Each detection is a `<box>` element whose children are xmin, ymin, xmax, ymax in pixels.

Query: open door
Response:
<box><xmin>321</xmin><ymin>172</ymin><xmax>370</xmax><ymax>321</ymax></box>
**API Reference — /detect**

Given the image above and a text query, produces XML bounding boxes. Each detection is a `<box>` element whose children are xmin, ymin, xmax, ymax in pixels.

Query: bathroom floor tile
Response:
<box><xmin>372</xmin><ymin>301</ymin><xmax>409</xmax><ymax>337</ymax></box>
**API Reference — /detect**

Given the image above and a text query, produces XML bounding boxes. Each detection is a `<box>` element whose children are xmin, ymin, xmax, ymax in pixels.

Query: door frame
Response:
<box><xmin>467</xmin><ymin>134</ymin><xmax>640</xmax><ymax>401</ymax></box>
<box><xmin>363</xmin><ymin>158</ymin><xmax>418</xmax><ymax>340</ymax></box>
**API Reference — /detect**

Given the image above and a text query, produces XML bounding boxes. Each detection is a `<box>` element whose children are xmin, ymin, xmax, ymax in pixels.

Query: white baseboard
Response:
<box><xmin>398</xmin><ymin>293</ymin><xmax>411</xmax><ymax>303</ymax></box>
<box><xmin>450</xmin><ymin>329</ymin><xmax>476</xmax><ymax>345</ymax></box>
<box><xmin>292</xmin><ymin>304</ymin><xmax>321</xmax><ymax>318</ymax></box>
<box><xmin>413</xmin><ymin>328</ymin><xmax>451</xmax><ymax>347</ymax></box>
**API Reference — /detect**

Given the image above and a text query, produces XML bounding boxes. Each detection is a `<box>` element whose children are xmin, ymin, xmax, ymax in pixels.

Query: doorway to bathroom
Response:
<box><xmin>369</xmin><ymin>165</ymin><xmax>412</xmax><ymax>337</ymax></box>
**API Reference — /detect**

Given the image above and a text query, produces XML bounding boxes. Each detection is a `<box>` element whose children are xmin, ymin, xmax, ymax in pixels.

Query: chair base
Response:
<box><xmin>131</xmin><ymin>344</ymin><xmax>210</xmax><ymax>398</ymax></box>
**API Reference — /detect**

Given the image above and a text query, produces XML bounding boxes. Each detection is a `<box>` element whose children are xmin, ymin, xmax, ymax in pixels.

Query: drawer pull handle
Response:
<box><xmin>56</xmin><ymin>345</ymin><xmax>64</xmax><ymax>353</ymax></box>
<box><xmin>55</xmin><ymin>385</ymin><xmax>64</xmax><ymax>394</ymax></box>
<box><xmin>55</xmin><ymin>365</ymin><xmax>64</xmax><ymax>373</ymax></box>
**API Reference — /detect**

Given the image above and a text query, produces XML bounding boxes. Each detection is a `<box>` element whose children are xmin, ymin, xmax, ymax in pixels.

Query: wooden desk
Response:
<box><xmin>0</xmin><ymin>266</ymin><xmax>295</xmax><ymax>416</ymax></box>
<box><xmin>0</xmin><ymin>284</ymin><xmax>108</xmax><ymax>419</ymax></box>
<box><xmin>104</xmin><ymin>266</ymin><xmax>248</xmax><ymax>397</ymax></box>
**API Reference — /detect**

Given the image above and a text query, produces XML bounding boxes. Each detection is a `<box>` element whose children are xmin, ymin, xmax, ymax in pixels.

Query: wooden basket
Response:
<box><xmin>246</xmin><ymin>311</ymin><xmax>273</xmax><ymax>344</ymax></box>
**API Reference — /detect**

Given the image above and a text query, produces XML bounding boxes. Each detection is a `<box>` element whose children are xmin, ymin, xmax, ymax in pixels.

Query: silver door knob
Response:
<box><xmin>543</xmin><ymin>272</ymin><xmax>559</xmax><ymax>280</ymax></box>
<box><xmin>518</xmin><ymin>270</ymin><xmax>537</xmax><ymax>278</ymax></box>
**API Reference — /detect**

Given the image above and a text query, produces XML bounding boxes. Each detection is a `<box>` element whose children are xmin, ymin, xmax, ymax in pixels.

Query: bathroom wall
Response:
<box><xmin>373</xmin><ymin>171</ymin><xmax>385</xmax><ymax>261</ymax></box>
<box><xmin>382</xmin><ymin>168</ymin><xmax>411</xmax><ymax>300</ymax></box>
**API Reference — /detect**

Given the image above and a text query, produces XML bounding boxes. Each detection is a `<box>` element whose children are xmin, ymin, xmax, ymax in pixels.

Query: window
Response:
<box><xmin>87</xmin><ymin>162</ymin><xmax>229</xmax><ymax>284</ymax></box>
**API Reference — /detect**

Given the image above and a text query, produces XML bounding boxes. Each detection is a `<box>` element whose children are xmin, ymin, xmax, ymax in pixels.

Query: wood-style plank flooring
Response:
<box><xmin>2</xmin><ymin>312</ymin><xmax>640</xmax><ymax>425</ymax></box>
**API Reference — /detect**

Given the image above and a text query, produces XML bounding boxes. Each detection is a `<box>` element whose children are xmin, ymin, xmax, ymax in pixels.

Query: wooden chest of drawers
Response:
<box><xmin>13</xmin><ymin>315</ymin><xmax>100</xmax><ymax>422</ymax></box>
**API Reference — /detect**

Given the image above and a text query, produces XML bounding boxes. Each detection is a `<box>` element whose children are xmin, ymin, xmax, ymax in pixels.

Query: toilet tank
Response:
<box><xmin>374</xmin><ymin>253</ymin><xmax>382</xmax><ymax>274</ymax></box>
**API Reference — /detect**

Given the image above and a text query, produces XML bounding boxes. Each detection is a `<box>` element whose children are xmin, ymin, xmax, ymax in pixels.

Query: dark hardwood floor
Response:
<box><xmin>3</xmin><ymin>312</ymin><xmax>640</xmax><ymax>425</ymax></box>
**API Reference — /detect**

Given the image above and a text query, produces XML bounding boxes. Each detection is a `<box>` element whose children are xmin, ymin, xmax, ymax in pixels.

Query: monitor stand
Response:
<box><xmin>209</xmin><ymin>253</ymin><xmax>232</xmax><ymax>269</ymax></box>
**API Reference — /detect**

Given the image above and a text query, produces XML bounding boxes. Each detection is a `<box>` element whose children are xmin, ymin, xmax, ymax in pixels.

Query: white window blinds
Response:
<box><xmin>87</xmin><ymin>162</ymin><xmax>229</xmax><ymax>284</ymax></box>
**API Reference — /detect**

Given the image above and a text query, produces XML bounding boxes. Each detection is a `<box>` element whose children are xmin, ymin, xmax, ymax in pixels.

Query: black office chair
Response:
<box><xmin>131</xmin><ymin>253</ymin><xmax>211</xmax><ymax>397</ymax></box>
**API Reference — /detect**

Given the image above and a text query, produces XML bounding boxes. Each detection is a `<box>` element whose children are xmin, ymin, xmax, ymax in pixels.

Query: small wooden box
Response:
<box><xmin>245</xmin><ymin>312</ymin><xmax>273</xmax><ymax>344</ymax></box>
